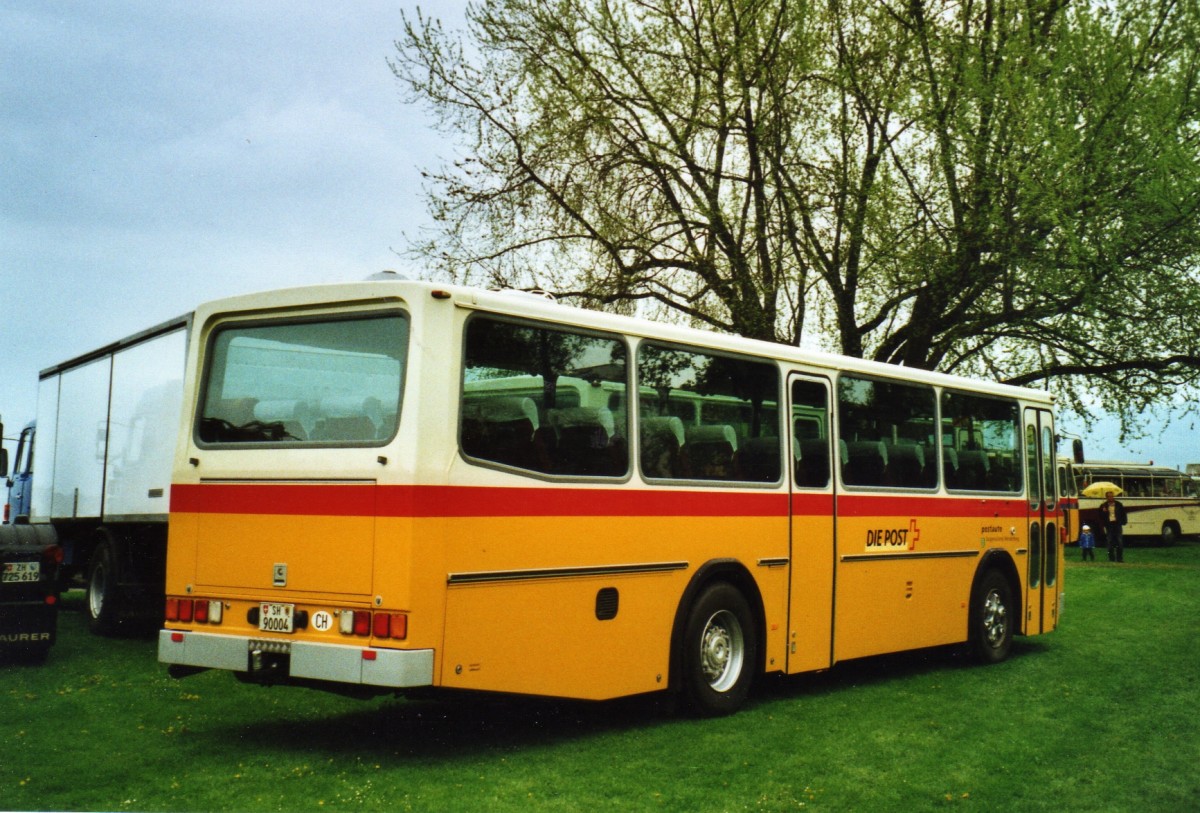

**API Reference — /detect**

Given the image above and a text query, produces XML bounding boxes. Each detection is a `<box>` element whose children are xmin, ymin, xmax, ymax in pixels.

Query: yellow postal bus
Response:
<box><xmin>159</xmin><ymin>277</ymin><xmax>1062</xmax><ymax>715</ymax></box>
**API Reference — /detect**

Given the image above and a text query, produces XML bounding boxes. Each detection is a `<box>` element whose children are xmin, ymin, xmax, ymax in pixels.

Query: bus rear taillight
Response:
<box><xmin>372</xmin><ymin>612</ymin><xmax>408</xmax><ymax>640</ymax></box>
<box><xmin>344</xmin><ymin>610</ymin><xmax>371</xmax><ymax>636</ymax></box>
<box><xmin>165</xmin><ymin>598</ymin><xmax>223</xmax><ymax>625</ymax></box>
<box><xmin>338</xmin><ymin>609</ymin><xmax>407</xmax><ymax>639</ymax></box>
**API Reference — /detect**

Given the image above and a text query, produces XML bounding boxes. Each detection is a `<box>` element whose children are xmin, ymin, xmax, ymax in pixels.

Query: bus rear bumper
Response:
<box><xmin>158</xmin><ymin>629</ymin><xmax>434</xmax><ymax>688</ymax></box>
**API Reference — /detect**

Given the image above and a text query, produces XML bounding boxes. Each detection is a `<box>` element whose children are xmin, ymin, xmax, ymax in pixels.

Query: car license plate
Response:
<box><xmin>259</xmin><ymin>602</ymin><xmax>295</xmax><ymax>633</ymax></box>
<box><xmin>2</xmin><ymin>561</ymin><xmax>40</xmax><ymax>583</ymax></box>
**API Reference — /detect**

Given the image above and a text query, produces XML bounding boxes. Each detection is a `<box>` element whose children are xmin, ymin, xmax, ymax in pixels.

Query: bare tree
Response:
<box><xmin>393</xmin><ymin>0</ymin><xmax>1200</xmax><ymax>419</ymax></box>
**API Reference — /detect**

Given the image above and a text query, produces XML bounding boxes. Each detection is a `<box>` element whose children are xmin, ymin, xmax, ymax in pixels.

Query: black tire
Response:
<box><xmin>680</xmin><ymin>582</ymin><xmax>757</xmax><ymax>716</ymax></box>
<box><xmin>969</xmin><ymin>570</ymin><xmax>1014</xmax><ymax>664</ymax></box>
<box><xmin>1161</xmin><ymin>522</ymin><xmax>1179</xmax><ymax>547</ymax></box>
<box><xmin>87</xmin><ymin>540</ymin><xmax>123</xmax><ymax>635</ymax></box>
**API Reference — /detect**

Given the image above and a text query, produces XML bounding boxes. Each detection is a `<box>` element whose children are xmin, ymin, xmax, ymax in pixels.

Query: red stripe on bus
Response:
<box><xmin>171</xmin><ymin>483</ymin><xmax>792</xmax><ymax>518</ymax></box>
<box><xmin>385</xmin><ymin>486</ymin><xmax>791</xmax><ymax>518</ymax></box>
<box><xmin>170</xmin><ymin>483</ymin><xmax>377</xmax><ymax>516</ymax></box>
<box><xmin>171</xmin><ymin>483</ymin><xmax>1036</xmax><ymax>520</ymax></box>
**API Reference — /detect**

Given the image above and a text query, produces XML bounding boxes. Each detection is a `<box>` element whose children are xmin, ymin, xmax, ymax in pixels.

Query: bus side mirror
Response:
<box><xmin>1072</xmin><ymin>439</ymin><xmax>1084</xmax><ymax>465</ymax></box>
<box><xmin>0</xmin><ymin>446</ymin><xmax>8</xmax><ymax>479</ymax></box>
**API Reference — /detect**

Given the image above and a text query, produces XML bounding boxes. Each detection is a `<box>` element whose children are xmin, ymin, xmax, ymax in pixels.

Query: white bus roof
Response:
<box><xmin>192</xmin><ymin>277</ymin><xmax>1055</xmax><ymax>406</ymax></box>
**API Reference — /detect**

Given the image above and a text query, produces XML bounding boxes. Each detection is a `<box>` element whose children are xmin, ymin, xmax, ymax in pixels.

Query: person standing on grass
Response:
<box><xmin>1078</xmin><ymin>524</ymin><xmax>1096</xmax><ymax>561</ymax></box>
<box><xmin>1100</xmin><ymin>490</ymin><xmax>1128</xmax><ymax>563</ymax></box>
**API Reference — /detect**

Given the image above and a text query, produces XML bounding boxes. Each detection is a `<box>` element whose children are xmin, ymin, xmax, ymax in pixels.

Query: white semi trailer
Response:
<box><xmin>30</xmin><ymin>315</ymin><xmax>189</xmax><ymax>633</ymax></box>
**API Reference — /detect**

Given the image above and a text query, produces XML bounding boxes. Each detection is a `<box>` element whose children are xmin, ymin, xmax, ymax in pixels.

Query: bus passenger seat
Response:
<box><xmin>885</xmin><ymin>443</ymin><xmax>927</xmax><ymax>487</ymax></box>
<box><xmin>942</xmin><ymin>446</ymin><xmax>960</xmax><ymax>488</ymax></box>
<box><xmin>735</xmin><ymin>436</ymin><xmax>781</xmax><ymax>482</ymax></box>
<box><xmin>472</xmin><ymin>397</ymin><xmax>539</xmax><ymax>468</ymax></box>
<box><xmin>549</xmin><ymin>407</ymin><xmax>618</xmax><ymax>475</ymax></box>
<box><xmin>683</xmin><ymin>425</ymin><xmax>737</xmax><ymax>480</ymax></box>
<box><xmin>253</xmin><ymin>399</ymin><xmax>310</xmax><ymax>440</ymax></box>
<box><xmin>956</xmin><ymin>450</ymin><xmax>990</xmax><ymax>490</ymax></box>
<box><xmin>843</xmin><ymin>440</ymin><xmax>888</xmax><ymax>487</ymax></box>
<box><xmin>640</xmin><ymin>416</ymin><xmax>685</xmax><ymax>479</ymax></box>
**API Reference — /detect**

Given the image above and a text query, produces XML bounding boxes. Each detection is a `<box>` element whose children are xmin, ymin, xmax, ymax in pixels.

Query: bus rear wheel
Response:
<box><xmin>969</xmin><ymin>570</ymin><xmax>1013</xmax><ymax>664</ymax></box>
<box><xmin>680</xmin><ymin>582</ymin><xmax>757</xmax><ymax>716</ymax></box>
<box><xmin>1161</xmin><ymin>522</ymin><xmax>1180</xmax><ymax>547</ymax></box>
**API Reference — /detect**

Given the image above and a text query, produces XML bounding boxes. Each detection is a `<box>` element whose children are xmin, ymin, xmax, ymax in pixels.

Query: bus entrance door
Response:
<box><xmin>1023</xmin><ymin>409</ymin><xmax>1060</xmax><ymax>634</ymax></box>
<box><xmin>786</xmin><ymin>375</ymin><xmax>836</xmax><ymax>674</ymax></box>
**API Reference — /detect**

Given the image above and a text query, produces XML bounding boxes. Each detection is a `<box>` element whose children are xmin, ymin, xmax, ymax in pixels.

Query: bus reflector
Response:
<box><xmin>362</xmin><ymin>650</ymin><xmax>378</xmax><ymax>661</ymax></box>
<box><xmin>171</xmin><ymin>632</ymin><xmax>184</xmax><ymax>643</ymax></box>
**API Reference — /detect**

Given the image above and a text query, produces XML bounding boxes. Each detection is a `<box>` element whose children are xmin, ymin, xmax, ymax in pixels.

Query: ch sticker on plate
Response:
<box><xmin>311</xmin><ymin>610</ymin><xmax>333</xmax><ymax>633</ymax></box>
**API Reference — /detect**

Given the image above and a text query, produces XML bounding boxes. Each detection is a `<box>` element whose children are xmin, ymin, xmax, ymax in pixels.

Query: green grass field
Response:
<box><xmin>4</xmin><ymin>542</ymin><xmax>1199</xmax><ymax>812</ymax></box>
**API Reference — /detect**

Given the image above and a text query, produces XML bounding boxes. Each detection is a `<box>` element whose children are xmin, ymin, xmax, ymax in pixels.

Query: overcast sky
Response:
<box><xmin>1</xmin><ymin>1</ymin><xmax>1195</xmax><ymax>472</ymax></box>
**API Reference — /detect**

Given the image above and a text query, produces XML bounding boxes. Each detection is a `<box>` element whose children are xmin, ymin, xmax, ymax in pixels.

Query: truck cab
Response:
<box><xmin>4</xmin><ymin>421</ymin><xmax>34</xmax><ymax>524</ymax></box>
<box><xmin>1</xmin><ymin>418</ymin><xmax>60</xmax><ymax>663</ymax></box>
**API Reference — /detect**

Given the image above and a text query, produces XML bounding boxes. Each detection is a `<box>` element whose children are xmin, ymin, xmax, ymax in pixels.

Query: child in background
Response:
<box><xmin>1078</xmin><ymin>524</ymin><xmax>1096</xmax><ymax>562</ymax></box>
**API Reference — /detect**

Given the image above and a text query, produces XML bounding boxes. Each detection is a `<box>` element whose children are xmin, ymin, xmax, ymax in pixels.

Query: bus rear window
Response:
<box><xmin>198</xmin><ymin>313</ymin><xmax>407</xmax><ymax>445</ymax></box>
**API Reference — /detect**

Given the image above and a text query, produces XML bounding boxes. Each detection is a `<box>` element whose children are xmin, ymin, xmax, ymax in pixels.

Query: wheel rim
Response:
<box><xmin>699</xmin><ymin>609</ymin><xmax>745</xmax><ymax>692</ymax></box>
<box><xmin>1163</xmin><ymin>524</ymin><xmax>1176</xmax><ymax>545</ymax></box>
<box><xmin>89</xmin><ymin>563</ymin><xmax>107</xmax><ymax>619</ymax></box>
<box><xmin>981</xmin><ymin>588</ymin><xmax>1007</xmax><ymax>648</ymax></box>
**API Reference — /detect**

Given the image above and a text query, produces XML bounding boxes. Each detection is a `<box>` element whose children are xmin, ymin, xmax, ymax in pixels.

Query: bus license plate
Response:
<box><xmin>259</xmin><ymin>602</ymin><xmax>295</xmax><ymax>633</ymax></box>
<box><xmin>2</xmin><ymin>562</ymin><xmax>40</xmax><ymax>583</ymax></box>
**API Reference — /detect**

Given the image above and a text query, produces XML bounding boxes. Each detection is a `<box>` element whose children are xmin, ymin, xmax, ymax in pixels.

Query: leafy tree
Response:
<box><xmin>392</xmin><ymin>0</ymin><xmax>1200</xmax><ymax>421</ymax></box>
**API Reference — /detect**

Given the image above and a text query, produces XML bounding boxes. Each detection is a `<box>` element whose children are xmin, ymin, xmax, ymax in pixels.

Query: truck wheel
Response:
<box><xmin>680</xmin><ymin>582</ymin><xmax>757</xmax><ymax>716</ymax></box>
<box><xmin>87</xmin><ymin>541</ymin><xmax>123</xmax><ymax>635</ymax></box>
<box><xmin>969</xmin><ymin>570</ymin><xmax>1014</xmax><ymax>664</ymax></box>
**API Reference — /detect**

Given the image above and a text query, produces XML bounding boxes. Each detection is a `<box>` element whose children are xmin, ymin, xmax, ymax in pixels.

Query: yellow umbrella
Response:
<box><xmin>1082</xmin><ymin>481</ymin><xmax>1123</xmax><ymax>497</ymax></box>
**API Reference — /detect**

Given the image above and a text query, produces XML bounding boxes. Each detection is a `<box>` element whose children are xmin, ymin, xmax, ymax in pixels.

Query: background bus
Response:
<box><xmin>1074</xmin><ymin>462</ymin><xmax>1200</xmax><ymax>545</ymax></box>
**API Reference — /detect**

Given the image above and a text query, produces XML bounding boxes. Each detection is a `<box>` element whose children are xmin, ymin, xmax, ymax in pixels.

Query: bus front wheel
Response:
<box><xmin>969</xmin><ymin>570</ymin><xmax>1014</xmax><ymax>664</ymax></box>
<box><xmin>680</xmin><ymin>582</ymin><xmax>757</xmax><ymax>716</ymax></box>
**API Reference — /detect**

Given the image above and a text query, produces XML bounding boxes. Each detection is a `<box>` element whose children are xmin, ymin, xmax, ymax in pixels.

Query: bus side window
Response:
<box><xmin>837</xmin><ymin>376</ymin><xmax>936</xmax><ymax>490</ymax></box>
<box><xmin>940</xmin><ymin>390</ymin><xmax>1021</xmax><ymax>494</ymax></box>
<box><xmin>638</xmin><ymin>344</ymin><xmax>780</xmax><ymax>484</ymax></box>
<box><xmin>462</xmin><ymin>317</ymin><xmax>629</xmax><ymax>478</ymax></box>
